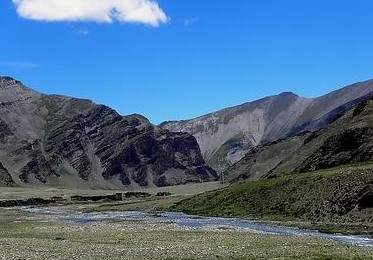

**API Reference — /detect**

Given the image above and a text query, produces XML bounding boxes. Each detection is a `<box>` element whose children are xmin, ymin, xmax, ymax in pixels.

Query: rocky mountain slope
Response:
<box><xmin>161</xmin><ymin>80</ymin><xmax>373</xmax><ymax>172</ymax></box>
<box><xmin>0</xmin><ymin>76</ymin><xmax>217</xmax><ymax>188</ymax></box>
<box><xmin>174</xmin><ymin>95</ymin><xmax>373</xmax><ymax>224</ymax></box>
<box><xmin>227</xmin><ymin>93</ymin><xmax>373</xmax><ymax>182</ymax></box>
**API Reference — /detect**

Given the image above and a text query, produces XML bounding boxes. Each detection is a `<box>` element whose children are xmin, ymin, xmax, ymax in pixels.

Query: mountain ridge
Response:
<box><xmin>160</xmin><ymin>91</ymin><xmax>302</xmax><ymax>126</ymax></box>
<box><xmin>0</xmin><ymin>75</ymin><xmax>218</xmax><ymax>188</ymax></box>
<box><xmin>226</xmin><ymin>91</ymin><xmax>373</xmax><ymax>183</ymax></box>
<box><xmin>174</xmin><ymin>94</ymin><xmax>373</xmax><ymax>224</ymax></box>
<box><xmin>160</xmin><ymin>79</ymin><xmax>373</xmax><ymax>172</ymax></box>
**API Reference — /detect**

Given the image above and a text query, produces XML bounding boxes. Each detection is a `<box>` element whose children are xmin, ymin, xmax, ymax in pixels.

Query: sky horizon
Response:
<box><xmin>1</xmin><ymin>0</ymin><xmax>373</xmax><ymax>124</ymax></box>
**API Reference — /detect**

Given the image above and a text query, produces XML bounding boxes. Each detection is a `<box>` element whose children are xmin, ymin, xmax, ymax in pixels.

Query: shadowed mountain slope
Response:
<box><xmin>0</xmin><ymin>76</ymin><xmax>217</xmax><ymax>188</ymax></box>
<box><xmin>227</xmin><ymin>93</ymin><xmax>373</xmax><ymax>183</ymax></box>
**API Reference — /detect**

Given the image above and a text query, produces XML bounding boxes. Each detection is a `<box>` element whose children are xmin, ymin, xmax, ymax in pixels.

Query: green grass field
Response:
<box><xmin>173</xmin><ymin>163</ymin><xmax>373</xmax><ymax>235</ymax></box>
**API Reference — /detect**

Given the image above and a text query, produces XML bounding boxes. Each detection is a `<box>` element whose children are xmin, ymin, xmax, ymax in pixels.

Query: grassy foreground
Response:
<box><xmin>173</xmin><ymin>164</ymin><xmax>373</xmax><ymax>234</ymax></box>
<box><xmin>0</xmin><ymin>210</ymin><xmax>373</xmax><ymax>260</ymax></box>
<box><xmin>0</xmin><ymin>178</ymin><xmax>373</xmax><ymax>259</ymax></box>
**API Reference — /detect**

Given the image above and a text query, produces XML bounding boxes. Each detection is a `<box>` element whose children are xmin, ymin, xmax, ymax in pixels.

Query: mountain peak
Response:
<box><xmin>278</xmin><ymin>91</ymin><xmax>298</xmax><ymax>97</ymax></box>
<box><xmin>0</xmin><ymin>75</ymin><xmax>41</xmax><ymax>105</ymax></box>
<box><xmin>0</xmin><ymin>75</ymin><xmax>34</xmax><ymax>92</ymax></box>
<box><xmin>0</xmin><ymin>75</ymin><xmax>21</xmax><ymax>87</ymax></box>
<box><xmin>271</xmin><ymin>91</ymin><xmax>300</xmax><ymax>103</ymax></box>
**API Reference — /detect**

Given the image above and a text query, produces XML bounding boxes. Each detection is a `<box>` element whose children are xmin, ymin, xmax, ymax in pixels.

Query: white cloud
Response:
<box><xmin>12</xmin><ymin>0</ymin><xmax>169</xmax><ymax>27</ymax></box>
<box><xmin>0</xmin><ymin>61</ymin><xmax>40</xmax><ymax>69</ymax></box>
<box><xmin>184</xmin><ymin>17</ymin><xmax>198</xmax><ymax>26</ymax></box>
<box><xmin>78</xmin><ymin>29</ymin><xmax>90</xmax><ymax>35</ymax></box>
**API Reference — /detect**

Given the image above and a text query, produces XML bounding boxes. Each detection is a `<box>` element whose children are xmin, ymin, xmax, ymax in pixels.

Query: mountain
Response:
<box><xmin>0</xmin><ymin>76</ymin><xmax>217</xmax><ymax>188</ymax></box>
<box><xmin>160</xmin><ymin>80</ymin><xmax>373</xmax><ymax>172</ymax></box>
<box><xmin>226</xmin><ymin>91</ymin><xmax>373</xmax><ymax>182</ymax></box>
<box><xmin>174</xmin><ymin>95</ymin><xmax>373</xmax><ymax>223</ymax></box>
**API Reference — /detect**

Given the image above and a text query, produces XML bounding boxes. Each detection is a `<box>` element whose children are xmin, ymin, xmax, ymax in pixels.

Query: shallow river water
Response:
<box><xmin>18</xmin><ymin>206</ymin><xmax>373</xmax><ymax>248</ymax></box>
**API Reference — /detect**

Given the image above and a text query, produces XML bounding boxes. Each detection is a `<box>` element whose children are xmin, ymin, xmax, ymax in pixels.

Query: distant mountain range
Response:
<box><xmin>161</xmin><ymin>80</ymin><xmax>373</xmax><ymax>172</ymax></box>
<box><xmin>0</xmin><ymin>76</ymin><xmax>217</xmax><ymax>188</ymax></box>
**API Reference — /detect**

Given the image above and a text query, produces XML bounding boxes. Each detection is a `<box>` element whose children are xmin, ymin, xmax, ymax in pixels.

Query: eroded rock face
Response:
<box><xmin>0</xmin><ymin>76</ymin><xmax>217</xmax><ymax>188</ymax></box>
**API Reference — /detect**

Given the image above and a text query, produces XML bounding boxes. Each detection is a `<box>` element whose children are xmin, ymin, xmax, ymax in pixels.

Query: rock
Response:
<box><xmin>70</xmin><ymin>193</ymin><xmax>123</xmax><ymax>202</ymax></box>
<box><xmin>123</xmin><ymin>192</ymin><xmax>151</xmax><ymax>198</ymax></box>
<box><xmin>155</xmin><ymin>192</ymin><xmax>171</xmax><ymax>197</ymax></box>
<box><xmin>0</xmin><ymin>197</ymin><xmax>57</xmax><ymax>207</ymax></box>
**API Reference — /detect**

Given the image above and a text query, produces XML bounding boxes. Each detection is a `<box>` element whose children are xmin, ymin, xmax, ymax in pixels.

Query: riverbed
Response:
<box><xmin>17</xmin><ymin>206</ymin><xmax>373</xmax><ymax>248</ymax></box>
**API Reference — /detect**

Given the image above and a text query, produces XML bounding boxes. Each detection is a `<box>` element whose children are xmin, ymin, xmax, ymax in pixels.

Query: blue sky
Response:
<box><xmin>1</xmin><ymin>0</ymin><xmax>373</xmax><ymax>124</ymax></box>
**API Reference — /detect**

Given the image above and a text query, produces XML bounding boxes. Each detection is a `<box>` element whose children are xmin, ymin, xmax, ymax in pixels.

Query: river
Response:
<box><xmin>18</xmin><ymin>206</ymin><xmax>373</xmax><ymax>248</ymax></box>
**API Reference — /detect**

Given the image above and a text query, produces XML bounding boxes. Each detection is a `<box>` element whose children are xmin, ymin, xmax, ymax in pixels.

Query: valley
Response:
<box><xmin>4</xmin><ymin>0</ymin><xmax>373</xmax><ymax>258</ymax></box>
<box><xmin>1</xmin><ymin>75</ymin><xmax>373</xmax><ymax>258</ymax></box>
<box><xmin>1</xmin><ymin>182</ymin><xmax>373</xmax><ymax>259</ymax></box>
